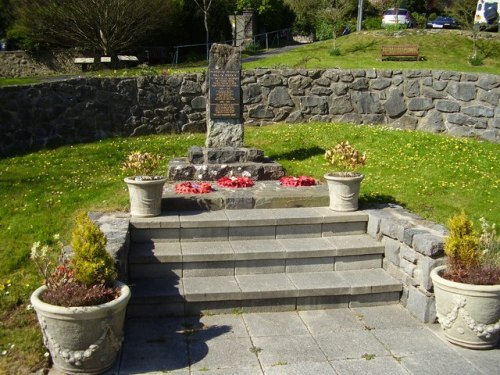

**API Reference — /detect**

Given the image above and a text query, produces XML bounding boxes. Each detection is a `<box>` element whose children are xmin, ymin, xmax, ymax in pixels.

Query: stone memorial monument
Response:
<box><xmin>168</xmin><ymin>44</ymin><xmax>284</xmax><ymax>181</ymax></box>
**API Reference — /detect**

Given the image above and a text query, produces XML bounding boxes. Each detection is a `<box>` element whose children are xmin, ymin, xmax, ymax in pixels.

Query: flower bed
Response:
<box><xmin>217</xmin><ymin>176</ymin><xmax>254</xmax><ymax>188</ymax></box>
<box><xmin>175</xmin><ymin>182</ymin><xmax>212</xmax><ymax>194</ymax></box>
<box><xmin>279</xmin><ymin>176</ymin><xmax>316</xmax><ymax>187</ymax></box>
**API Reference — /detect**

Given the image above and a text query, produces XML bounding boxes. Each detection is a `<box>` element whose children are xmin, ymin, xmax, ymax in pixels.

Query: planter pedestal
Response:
<box><xmin>431</xmin><ymin>266</ymin><xmax>500</xmax><ymax>349</ymax></box>
<box><xmin>324</xmin><ymin>173</ymin><xmax>364</xmax><ymax>212</ymax></box>
<box><xmin>31</xmin><ymin>281</ymin><xmax>131</xmax><ymax>374</ymax></box>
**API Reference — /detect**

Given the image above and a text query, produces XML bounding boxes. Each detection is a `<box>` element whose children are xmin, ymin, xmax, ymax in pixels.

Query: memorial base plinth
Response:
<box><xmin>167</xmin><ymin>147</ymin><xmax>285</xmax><ymax>181</ymax></box>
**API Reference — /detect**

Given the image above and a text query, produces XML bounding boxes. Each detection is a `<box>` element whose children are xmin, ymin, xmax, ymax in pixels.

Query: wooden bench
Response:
<box><xmin>381</xmin><ymin>45</ymin><xmax>419</xmax><ymax>61</ymax></box>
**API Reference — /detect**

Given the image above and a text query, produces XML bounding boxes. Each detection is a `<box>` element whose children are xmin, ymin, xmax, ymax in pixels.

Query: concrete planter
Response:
<box><xmin>124</xmin><ymin>177</ymin><xmax>166</xmax><ymax>217</ymax></box>
<box><xmin>431</xmin><ymin>265</ymin><xmax>500</xmax><ymax>349</ymax></box>
<box><xmin>324</xmin><ymin>173</ymin><xmax>364</xmax><ymax>212</ymax></box>
<box><xmin>31</xmin><ymin>281</ymin><xmax>131</xmax><ymax>374</ymax></box>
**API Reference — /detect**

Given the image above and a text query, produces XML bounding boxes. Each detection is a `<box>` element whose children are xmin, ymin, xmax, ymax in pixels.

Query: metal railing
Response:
<box><xmin>171</xmin><ymin>28</ymin><xmax>294</xmax><ymax>67</ymax></box>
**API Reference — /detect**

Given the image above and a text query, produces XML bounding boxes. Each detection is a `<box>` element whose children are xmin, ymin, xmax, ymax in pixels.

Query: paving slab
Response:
<box><xmin>189</xmin><ymin>336</ymin><xmax>261</xmax><ymax>372</ymax></box>
<box><xmin>299</xmin><ymin>309</ymin><xmax>365</xmax><ymax>334</ymax></box>
<box><xmin>183</xmin><ymin>276</ymin><xmax>241</xmax><ymax>301</ymax></box>
<box><xmin>329</xmin><ymin>356</ymin><xmax>408</xmax><ymax>375</ymax></box>
<box><xmin>243</xmin><ymin>311</ymin><xmax>310</xmax><ymax>337</ymax></box>
<box><xmin>114</xmin><ymin>306</ymin><xmax>500</xmax><ymax>375</ymax></box>
<box><xmin>399</xmin><ymin>351</ymin><xmax>486</xmax><ymax>374</ymax></box>
<box><xmin>252</xmin><ymin>335</ymin><xmax>327</xmax><ymax>367</ymax></box>
<box><xmin>372</xmin><ymin>326</ymin><xmax>456</xmax><ymax>356</ymax></box>
<box><xmin>263</xmin><ymin>361</ymin><xmax>336</xmax><ymax>375</ymax></box>
<box><xmin>352</xmin><ymin>304</ymin><xmax>423</xmax><ymax>329</ymax></box>
<box><xmin>314</xmin><ymin>330</ymin><xmax>390</xmax><ymax>360</ymax></box>
<box><xmin>181</xmin><ymin>241</ymin><xmax>234</xmax><ymax>261</ymax></box>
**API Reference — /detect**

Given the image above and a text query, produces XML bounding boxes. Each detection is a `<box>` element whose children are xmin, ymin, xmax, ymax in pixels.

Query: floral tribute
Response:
<box><xmin>279</xmin><ymin>176</ymin><xmax>316</xmax><ymax>187</ymax></box>
<box><xmin>217</xmin><ymin>176</ymin><xmax>254</xmax><ymax>188</ymax></box>
<box><xmin>175</xmin><ymin>181</ymin><xmax>212</xmax><ymax>194</ymax></box>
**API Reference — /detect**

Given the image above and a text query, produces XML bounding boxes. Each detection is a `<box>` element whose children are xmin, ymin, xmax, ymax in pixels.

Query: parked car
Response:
<box><xmin>426</xmin><ymin>16</ymin><xmax>458</xmax><ymax>29</ymax></box>
<box><xmin>382</xmin><ymin>8</ymin><xmax>415</xmax><ymax>28</ymax></box>
<box><xmin>475</xmin><ymin>0</ymin><xmax>499</xmax><ymax>30</ymax></box>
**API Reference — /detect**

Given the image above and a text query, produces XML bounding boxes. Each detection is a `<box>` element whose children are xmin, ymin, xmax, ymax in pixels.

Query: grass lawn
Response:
<box><xmin>0</xmin><ymin>123</ymin><xmax>499</xmax><ymax>373</ymax></box>
<box><xmin>1</xmin><ymin>29</ymin><xmax>499</xmax><ymax>88</ymax></box>
<box><xmin>243</xmin><ymin>30</ymin><xmax>500</xmax><ymax>74</ymax></box>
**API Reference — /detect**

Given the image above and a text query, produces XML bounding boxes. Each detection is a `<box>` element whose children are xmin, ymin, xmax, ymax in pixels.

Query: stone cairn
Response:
<box><xmin>168</xmin><ymin>44</ymin><xmax>284</xmax><ymax>181</ymax></box>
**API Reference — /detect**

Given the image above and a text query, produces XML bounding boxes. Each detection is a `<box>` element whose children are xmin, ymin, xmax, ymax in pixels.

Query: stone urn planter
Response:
<box><xmin>124</xmin><ymin>177</ymin><xmax>166</xmax><ymax>217</ymax></box>
<box><xmin>431</xmin><ymin>265</ymin><xmax>500</xmax><ymax>349</ymax></box>
<box><xmin>324</xmin><ymin>173</ymin><xmax>364</xmax><ymax>212</ymax></box>
<box><xmin>31</xmin><ymin>281</ymin><xmax>131</xmax><ymax>374</ymax></box>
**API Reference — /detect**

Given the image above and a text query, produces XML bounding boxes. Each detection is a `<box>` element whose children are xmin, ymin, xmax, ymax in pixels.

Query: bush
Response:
<box><xmin>363</xmin><ymin>16</ymin><xmax>382</xmax><ymax>30</ymax></box>
<box><xmin>70</xmin><ymin>212</ymin><xmax>117</xmax><ymax>287</ymax></box>
<box><xmin>329</xmin><ymin>47</ymin><xmax>341</xmax><ymax>56</ymax></box>
<box><xmin>384</xmin><ymin>24</ymin><xmax>408</xmax><ymax>32</ymax></box>
<box><xmin>443</xmin><ymin>212</ymin><xmax>500</xmax><ymax>285</ymax></box>
<box><xmin>411</xmin><ymin>12</ymin><xmax>428</xmax><ymax>29</ymax></box>
<box><xmin>315</xmin><ymin>20</ymin><xmax>333</xmax><ymax>41</ymax></box>
<box><xmin>468</xmin><ymin>54</ymin><xmax>484</xmax><ymax>66</ymax></box>
<box><xmin>244</xmin><ymin>41</ymin><xmax>262</xmax><ymax>54</ymax></box>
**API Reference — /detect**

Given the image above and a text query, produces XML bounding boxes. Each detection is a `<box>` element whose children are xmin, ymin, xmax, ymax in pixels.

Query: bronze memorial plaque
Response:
<box><xmin>209</xmin><ymin>69</ymin><xmax>241</xmax><ymax>120</ymax></box>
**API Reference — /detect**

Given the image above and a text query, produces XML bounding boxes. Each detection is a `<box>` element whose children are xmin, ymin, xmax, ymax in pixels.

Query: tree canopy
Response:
<box><xmin>13</xmin><ymin>0</ymin><xmax>171</xmax><ymax>55</ymax></box>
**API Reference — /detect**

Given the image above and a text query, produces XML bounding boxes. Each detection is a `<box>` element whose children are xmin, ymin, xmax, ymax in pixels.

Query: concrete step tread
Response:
<box><xmin>129</xmin><ymin>269</ymin><xmax>402</xmax><ymax>303</ymax></box>
<box><xmin>129</xmin><ymin>234</ymin><xmax>384</xmax><ymax>263</ymax></box>
<box><xmin>130</xmin><ymin>207</ymin><xmax>368</xmax><ymax>229</ymax></box>
<box><xmin>161</xmin><ymin>180</ymin><xmax>330</xmax><ymax>211</ymax></box>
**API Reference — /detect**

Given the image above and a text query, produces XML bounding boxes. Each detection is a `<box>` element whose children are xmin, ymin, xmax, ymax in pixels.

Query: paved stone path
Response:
<box><xmin>111</xmin><ymin>305</ymin><xmax>499</xmax><ymax>374</ymax></box>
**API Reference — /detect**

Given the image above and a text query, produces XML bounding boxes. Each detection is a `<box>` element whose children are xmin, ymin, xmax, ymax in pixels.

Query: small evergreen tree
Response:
<box><xmin>71</xmin><ymin>212</ymin><xmax>116</xmax><ymax>287</ymax></box>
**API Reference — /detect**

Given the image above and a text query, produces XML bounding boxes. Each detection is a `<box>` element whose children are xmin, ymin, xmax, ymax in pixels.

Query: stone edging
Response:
<box><xmin>366</xmin><ymin>204</ymin><xmax>447</xmax><ymax>323</ymax></box>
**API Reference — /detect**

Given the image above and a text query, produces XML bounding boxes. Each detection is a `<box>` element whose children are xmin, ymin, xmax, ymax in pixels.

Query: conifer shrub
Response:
<box><xmin>70</xmin><ymin>212</ymin><xmax>117</xmax><ymax>287</ymax></box>
<box><xmin>443</xmin><ymin>211</ymin><xmax>500</xmax><ymax>285</ymax></box>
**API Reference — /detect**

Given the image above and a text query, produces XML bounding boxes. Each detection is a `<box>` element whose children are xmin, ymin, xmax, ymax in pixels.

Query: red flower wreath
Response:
<box><xmin>279</xmin><ymin>176</ymin><xmax>316</xmax><ymax>187</ymax></box>
<box><xmin>217</xmin><ymin>176</ymin><xmax>254</xmax><ymax>188</ymax></box>
<box><xmin>175</xmin><ymin>181</ymin><xmax>212</xmax><ymax>194</ymax></box>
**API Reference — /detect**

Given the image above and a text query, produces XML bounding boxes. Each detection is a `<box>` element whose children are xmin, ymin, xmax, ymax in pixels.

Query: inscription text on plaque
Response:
<box><xmin>209</xmin><ymin>69</ymin><xmax>241</xmax><ymax>120</ymax></box>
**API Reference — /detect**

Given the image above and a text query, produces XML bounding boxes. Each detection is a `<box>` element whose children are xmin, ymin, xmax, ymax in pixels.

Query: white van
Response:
<box><xmin>475</xmin><ymin>0</ymin><xmax>499</xmax><ymax>29</ymax></box>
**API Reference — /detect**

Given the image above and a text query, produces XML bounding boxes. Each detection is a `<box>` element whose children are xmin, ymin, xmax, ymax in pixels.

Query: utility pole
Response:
<box><xmin>357</xmin><ymin>0</ymin><xmax>364</xmax><ymax>32</ymax></box>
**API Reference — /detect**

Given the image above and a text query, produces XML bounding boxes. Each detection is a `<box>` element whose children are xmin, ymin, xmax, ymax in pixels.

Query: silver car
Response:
<box><xmin>382</xmin><ymin>8</ymin><xmax>414</xmax><ymax>28</ymax></box>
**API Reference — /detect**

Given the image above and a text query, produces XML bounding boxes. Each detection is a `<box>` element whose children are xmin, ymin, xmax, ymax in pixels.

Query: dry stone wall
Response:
<box><xmin>0</xmin><ymin>69</ymin><xmax>498</xmax><ymax>155</ymax></box>
<box><xmin>367</xmin><ymin>205</ymin><xmax>448</xmax><ymax>323</ymax></box>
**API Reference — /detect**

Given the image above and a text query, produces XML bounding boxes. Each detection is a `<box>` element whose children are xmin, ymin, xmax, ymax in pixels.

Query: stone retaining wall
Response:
<box><xmin>367</xmin><ymin>204</ymin><xmax>447</xmax><ymax>323</ymax></box>
<box><xmin>0</xmin><ymin>50</ymin><xmax>77</xmax><ymax>78</ymax></box>
<box><xmin>1</xmin><ymin>69</ymin><xmax>498</xmax><ymax>155</ymax></box>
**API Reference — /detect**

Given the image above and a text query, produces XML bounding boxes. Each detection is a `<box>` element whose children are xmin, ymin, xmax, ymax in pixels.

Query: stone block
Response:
<box><xmin>408</xmin><ymin>97</ymin><xmax>434</xmax><ymax>111</ymax></box>
<box><xmin>405</xmin><ymin>285</ymin><xmax>436</xmax><ymax>323</ymax></box>
<box><xmin>383</xmin><ymin>236</ymin><xmax>400</xmax><ymax>266</ymax></box>
<box><xmin>399</xmin><ymin>243</ymin><xmax>418</xmax><ymax>263</ymax></box>
<box><xmin>235</xmin><ymin>259</ymin><xmax>285</xmax><ymax>275</ymax></box>
<box><xmin>366</xmin><ymin>211</ymin><xmax>382</xmax><ymax>239</ymax></box>
<box><xmin>462</xmin><ymin>104</ymin><xmax>494</xmax><ymax>118</ymax></box>
<box><xmin>130</xmin><ymin>263</ymin><xmax>182</xmax><ymax>279</ymax></box>
<box><xmin>286</xmin><ymin>257</ymin><xmax>334</xmax><ymax>273</ymax></box>
<box><xmin>334</xmin><ymin>254</ymin><xmax>382</xmax><ymax>271</ymax></box>
<box><xmin>322</xmin><ymin>222</ymin><xmax>366</xmax><ymax>236</ymax></box>
<box><xmin>446</xmin><ymin>82</ymin><xmax>476</xmax><ymax>102</ymax></box>
<box><xmin>400</xmin><ymin>258</ymin><xmax>416</xmax><ymax>277</ymax></box>
<box><xmin>435</xmin><ymin>99</ymin><xmax>460</xmax><ymax>113</ymax></box>
<box><xmin>183</xmin><ymin>261</ymin><xmax>235</xmax><ymax>277</ymax></box>
<box><xmin>412</xmin><ymin>233</ymin><xmax>444</xmax><ymax>257</ymax></box>
<box><xmin>276</xmin><ymin>224</ymin><xmax>322</xmax><ymax>238</ymax></box>
<box><xmin>349</xmin><ymin>292</ymin><xmax>400</xmax><ymax>307</ymax></box>
<box><xmin>297</xmin><ymin>295</ymin><xmax>350</xmax><ymax>310</ymax></box>
<box><xmin>418</xmin><ymin>256</ymin><xmax>446</xmax><ymax>291</ymax></box>
<box><xmin>229</xmin><ymin>225</ymin><xmax>276</xmax><ymax>240</ymax></box>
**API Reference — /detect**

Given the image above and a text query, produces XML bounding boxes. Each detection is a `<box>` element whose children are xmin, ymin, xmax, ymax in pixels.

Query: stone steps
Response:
<box><xmin>127</xmin><ymin>207</ymin><xmax>403</xmax><ymax>317</ymax></box>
